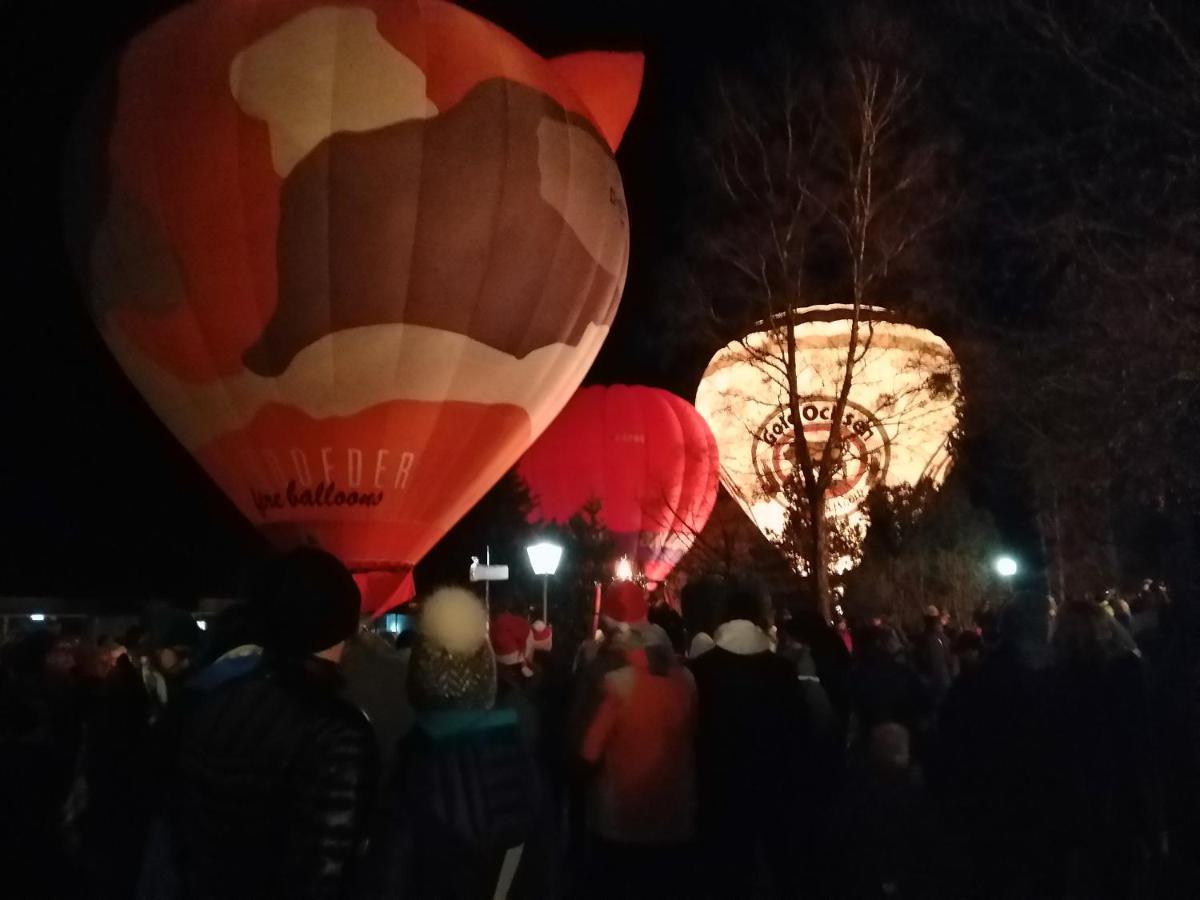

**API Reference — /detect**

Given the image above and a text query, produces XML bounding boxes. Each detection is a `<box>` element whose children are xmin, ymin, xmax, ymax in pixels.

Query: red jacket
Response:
<box><xmin>579</xmin><ymin>626</ymin><xmax>697</xmax><ymax>843</ymax></box>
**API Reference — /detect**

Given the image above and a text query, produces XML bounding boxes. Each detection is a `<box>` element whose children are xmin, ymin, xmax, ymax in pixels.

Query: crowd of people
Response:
<box><xmin>2</xmin><ymin>552</ymin><xmax>1198</xmax><ymax>899</ymax></box>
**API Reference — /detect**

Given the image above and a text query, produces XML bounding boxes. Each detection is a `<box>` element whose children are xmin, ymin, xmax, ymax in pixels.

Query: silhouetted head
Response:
<box><xmin>1051</xmin><ymin>599</ymin><xmax>1119</xmax><ymax>667</ymax></box>
<box><xmin>679</xmin><ymin>573</ymin><xmax>727</xmax><ymax>638</ymax></box>
<box><xmin>719</xmin><ymin>575</ymin><xmax>770</xmax><ymax>630</ymax></box>
<box><xmin>255</xmin><ymin>547</ymin><xmax>360</xmax><ymax>659</ymax></box>
<box><xmin>201</xmin><ymin>601</ymin><xmax>265</xmax><ymax>665</ymax></box>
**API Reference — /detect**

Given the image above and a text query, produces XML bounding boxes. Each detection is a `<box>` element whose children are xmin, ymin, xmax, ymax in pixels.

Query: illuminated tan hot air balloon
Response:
<box><xmin>695</xmin><ymin>305</ymin><xmax>960</xmax><ymax>571</ymax></box>
<box><xmin>66</xmin><ymin>0</ymin><xmax>642</xmax><ymax>615</ymax></box>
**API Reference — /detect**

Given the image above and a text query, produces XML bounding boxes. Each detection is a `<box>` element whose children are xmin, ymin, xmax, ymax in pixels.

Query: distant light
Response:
<box><xmin>994</xmin><ymin>555</ymin><xmax>1019</xmax><ymax>578</ymax></box>
<box><xmin>526</xmin><ymin>542</ymin><xmax>563</xmax><ymax>577</ymax></box>
<box><xmin>614</xmin><ymin>556</ymin><xmax>634</xmax><ymax>581</ymax></box>
<box><xmin>29</xmin><ymin>613</ymin><xmax>45</xmax><ymax>622</ymax></box>
<box><xmin>196</xmin><ymin>620</ymin><xmax>207</xmax><ymax>631</ymax></box>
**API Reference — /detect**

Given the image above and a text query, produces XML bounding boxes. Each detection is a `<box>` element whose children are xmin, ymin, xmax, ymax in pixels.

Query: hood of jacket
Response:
<box><xmin>713</xmin><ymin>619</ymin><xmax>772</xmax><ymax>656</ymax></box>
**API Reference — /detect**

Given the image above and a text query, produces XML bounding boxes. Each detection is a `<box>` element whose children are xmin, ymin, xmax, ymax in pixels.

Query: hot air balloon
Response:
<box><xmin>695</xmin><ymin>305</ymin><xmax>960</xmax><ymax>571</ymax></box>
<box><xmin>66</xmin><ymin>0</ymin><xmax>642</xmax><ymax>615</ymax></box>
<box><xmin>518</xmin><ymin>385</ymin><xmax>720</xmax><ymax>587</ymax></box>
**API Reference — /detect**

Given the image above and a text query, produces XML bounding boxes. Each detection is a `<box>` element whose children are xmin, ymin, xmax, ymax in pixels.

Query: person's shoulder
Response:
<box><xmin>315</xmin><ymin>688</ymin><xmax>374</xmax><ymax>738</ymax></box>
<box><xmin>688</xmin><ymin>645</ymin><xmax>718</xmax><ymax>676</ymax></box>
<box><xmin>763</xmin><ymin>651</ymin><xmax>800</xmax><ymax>678</ymax></box>
<box><xmin>602</xmin><ymin>662</ymin><xmax>639</xmax><ymax>699</ymax></box>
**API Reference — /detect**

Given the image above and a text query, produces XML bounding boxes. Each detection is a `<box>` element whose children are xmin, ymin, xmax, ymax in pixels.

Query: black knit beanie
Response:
<box><xmin>256</xmin><ymin>548</ymin><xmax>360</xmax><ymax>657</ymax></box>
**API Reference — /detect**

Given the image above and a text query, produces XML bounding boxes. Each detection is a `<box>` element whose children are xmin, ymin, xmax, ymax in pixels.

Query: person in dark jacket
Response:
<box><xmin>373</xmin><ymin>588</ymin><xmax>540</xmax><ymax>899</ymax></box>
<box><xmin>915</xmin><ymin>605</ymin><xmax>954</xmax><ymax>704</ymax></box>
<box><xmin>690</xmin><ymin>577</ymin><xmax>811</xmax><ymax>897</ymax></box>
<box><xmin>850</xmin><ymin>624</ymin><xmax>929</xmax><ymax>741</ymax></box>
<box><xmin>832</xmin><ymin>722</ymin><xmax>944</xmax><ymax>899</ymax></box>
<box><xmin>1151</xmin><ymin>590</ymin><xmax>1200</xmax><ymax>898</ymax></box>
<box><xmin>167</xmin><ymin>549</ymin><xmax>378</xmax><ymax>899</ymax></box>
<box><xmin>78</xmin><ymin>643</ymin><xmax>153</xmax><ymax>899</ymax></box>
<box><xmin>930</xmin><ymin>595</ymin><xmax>1052</xmax><ymax>900</ymax></box>
<box><xmin>788</xmin><ymin>607</ymin><xmax>853</xmax><ymax>737</ymax></box>
<box><xmin>1036</xmin><ymin>599</ymin><xmax>1165</xmax><ymax>900</ymax></box>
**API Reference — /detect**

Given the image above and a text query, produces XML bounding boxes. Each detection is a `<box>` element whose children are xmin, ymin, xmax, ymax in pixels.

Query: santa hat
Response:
<box><xmin>409</xmin><ymin>587</ymin><xmax>496</xmax><ymax>711</ymax></box>
<box><xmin>601</xmin><ymin>581</ymin><xmax>649</xmax><ymax>625</ymax></box>
<box><xmin>527</xmin><ymin>619</ymin><xmax>553</xmax><ymax>654</ymax></box>
<box><xmin>491</xmin><ymin>612</ymin><xmax>531</xmax><ymax>667</ymax></box>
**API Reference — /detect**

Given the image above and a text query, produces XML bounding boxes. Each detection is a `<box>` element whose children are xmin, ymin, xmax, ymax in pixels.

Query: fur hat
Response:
<box><xmin>527</xmin><ymin>619</ymin><xmax>553</xmax><ymax>654</ymax></box>
<box><xmin>601</xmin><ymin>581</ymin><xmax>648</xmax><ymax>625</ymax></box>
<box><xmin>409</xmin><ymin>587</ymin><xmax>496</xmax><ymax>711</ymax></box>
<box><xmin>491</xmin><ymin>612</ymin><xmax>531</xmax><ymax>667</ymax></box>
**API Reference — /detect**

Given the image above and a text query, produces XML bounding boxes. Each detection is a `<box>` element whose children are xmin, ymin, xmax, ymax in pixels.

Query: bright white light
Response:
<box><xmin>29</xmin><ymin>613</ymin><xmax>45</xmax><ymax>622</ymax></box>
<box><xmin>994</xmin><ymin>555</ymin><xmax>1019</xmax><ymax>578</ymax></box>
<box><xmin>615</xmin><ymin>556</ymin><xmax>634</xmax><ymax>581</ymax></box>
<box><xmin>526</xmin><ymin>542</ymin><xmax>563</xmax><ymax>577</ymax></box>
<box><xmin>196</xmin><ymin>620</ymin><xmax>208</xmax><ymax>631</ymax></box>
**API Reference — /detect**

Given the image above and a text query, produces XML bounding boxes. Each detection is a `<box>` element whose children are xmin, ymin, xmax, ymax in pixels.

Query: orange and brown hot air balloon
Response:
<box><xmin>66</xmin><ymin>0</ymin><xmax>642</xmax><ymax>615</ymax></box>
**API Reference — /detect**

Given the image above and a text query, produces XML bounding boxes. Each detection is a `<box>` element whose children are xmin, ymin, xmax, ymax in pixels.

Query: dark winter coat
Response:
<box><xmin>371</xmin><ymin>706</ymin><xmax>539</xmax><ymax>899</ymax></box>
<box><xmin>915</xmin><ymin>625</ymin><xmax>953</xmax><ymax>702</ymax></box>
<box><xmin>931</xmin><ymin>646</ymin><xmax>1051</xmax><ymax>898</ymax></box>
<box><xmin>690</xmin><ymin>621</ymin><xmax>810</xmax><ymax>895</ymax></box>
<box><xmin>169</xmin><ymin>656</ymin><xmax>378</xmax><ymax>899</ymax></box>
<box><xmin>1037</xmin><ymin>652</ymin><xmax>1163</xmax><ymax>896</ymax></box>
<box><xmin>850</xmin><ymin>652</ymin><xmax>929</xmax><ymax>738</ymax></box>
<box><xmin>786</xmin><ymin>611</ymin><xmax>853</xmax><ymax>732</ymax></box>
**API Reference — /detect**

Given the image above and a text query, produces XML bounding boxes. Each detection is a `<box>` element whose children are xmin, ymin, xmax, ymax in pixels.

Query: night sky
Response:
<box><xmin>1</xmin><ymin>1</ymin><xmax>1025</xmax><ymax>604</ymax></box>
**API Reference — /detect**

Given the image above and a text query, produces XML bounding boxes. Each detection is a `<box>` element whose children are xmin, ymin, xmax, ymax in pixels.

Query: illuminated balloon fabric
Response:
<box><xmin>694</xmin><ymin>305</ymin><xmax>960</xmax><ymax>572</ymax></box>
<box><xmin>68</xmin><ymin>0</ymin><xmax>643</xmax><ymax>616</ymax></box>
<box><xmin>518</xmin><ymin>386</ymin><xmax>720</xmax><ymax>585</ymax></box>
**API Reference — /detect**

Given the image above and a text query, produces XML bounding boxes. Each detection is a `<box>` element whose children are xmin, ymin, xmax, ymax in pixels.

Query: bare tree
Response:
<box><xmin>949</xmin><ymin>0</ymin><xmax>1200</xmax><ymax>594</ymax></box>
<box><xmin>678</xmin><ymin>14</ymin><xmax>956</xmax><ymax>617</ymax></box>
<box><xmin>848</xmin><ymin>478</ymin><xmax>1001</xmax><ymax>630</ymax></box>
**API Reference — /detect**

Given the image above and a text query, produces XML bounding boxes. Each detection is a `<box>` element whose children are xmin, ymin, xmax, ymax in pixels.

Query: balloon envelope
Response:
<box><xmin>695</xmin><ymin>305</ymin><xmax>960</xmax><ymax>572</ymax></box>
<box><xmin>67</xmin><ymin>0</ymin><xmax>641</xmax><ymax>615</ymax></box>
<box><xmin>518</xmin><ymin>385</ymin><xmax>720</xmax><ymax>586</ymax></box>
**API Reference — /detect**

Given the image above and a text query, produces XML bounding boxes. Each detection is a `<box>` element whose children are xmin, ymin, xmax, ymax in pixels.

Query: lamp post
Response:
<box><xmin>993</xmin><ymin>555</ymin><xmax>1018</xmax><ymax>579</ymax></box>
<box><xmin>994</xmin><ymin>555</ymin><xmax>1018</xmax><ymax>600</ymax></box>
<box><xmin>526</xmin><ymin>541</ymin><xmax>563</xmax><ymax>622</ymax></box>
<box><xmin>614</xmin><ymin>555</ymin><xmax>634</xmax><ymax>581</ymax></box>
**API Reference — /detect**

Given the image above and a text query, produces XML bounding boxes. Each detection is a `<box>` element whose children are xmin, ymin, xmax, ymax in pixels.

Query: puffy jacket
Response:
<box><xmin>169</xmin><ymin>656</ymin><xmax>377</xmax><ymax>899</ymax></box>
<box><xmin>371</xmin><ymin>706</ymin><xmax>539</xmax><ymax>898</ymax></box>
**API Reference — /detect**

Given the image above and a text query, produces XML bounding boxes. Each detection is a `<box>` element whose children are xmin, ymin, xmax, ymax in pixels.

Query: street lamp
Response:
<box><xmin>993</xmin><ymin>555</ymin><xmax>1019</xmax><ymax>578</ymax></box>
<box><xmin>526</xmin><ymin>541</ymin><xmax>563</xmax><ymax>622</ymax></box>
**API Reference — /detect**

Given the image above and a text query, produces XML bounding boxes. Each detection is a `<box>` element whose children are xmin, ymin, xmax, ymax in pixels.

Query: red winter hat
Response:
<box><xmin>601</xmin><ymin>581</ymin><xmax>648</xmax><ymax>625</ymax></box>
<box><xmin>528</xmin><ymin>619</ymin><xmax>553</xmax><ymax>654</ymax></box>
<box><xmin>491</xmin><ymin>613</ymin><xmax>531</xmax><ymax>666</ymax></box>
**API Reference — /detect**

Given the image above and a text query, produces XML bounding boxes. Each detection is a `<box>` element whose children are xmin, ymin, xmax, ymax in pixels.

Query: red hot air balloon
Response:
<box><xmin>66</xmin><ymin>1</ymin><xmax>642</xmax><ymax>616</ymax></box>
<box><xmin>518</xmin><ymin>386</ymin><xmax>720</xmax><ymax>587</ymax></box>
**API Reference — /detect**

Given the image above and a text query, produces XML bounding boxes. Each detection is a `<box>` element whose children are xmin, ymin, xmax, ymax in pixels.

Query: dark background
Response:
<box><xmin>0</xmin><ymin>1</ymin><xmax>1031</xmax><ymax>604</ymax></box>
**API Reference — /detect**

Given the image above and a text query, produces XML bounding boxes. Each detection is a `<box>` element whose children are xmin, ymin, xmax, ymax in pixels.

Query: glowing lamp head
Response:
<box><xmin>614</xmin><ymin>556</ymin><xmax>634</xmax><ymax>581</ymax></box>
<box><xmin>994</xmin><ymin>555</ymin><xmax>1019</xmax><ymax>578</ymax></box>
<box><xmin>29</xmin><ymin>613</ymin><xmax>46</xmax><ymax>622</ymax></box>
<box><xmin>526</xmin><ymin>542</ymin><xmax>563</xmax><ymax>577</ymax></box>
